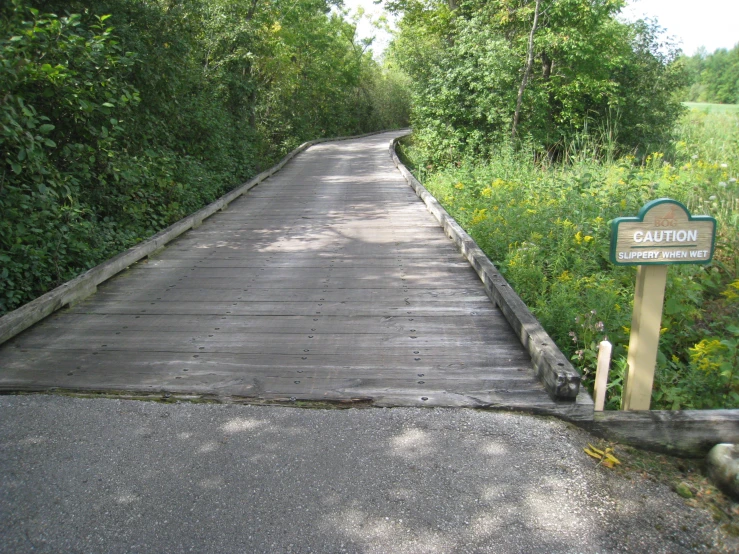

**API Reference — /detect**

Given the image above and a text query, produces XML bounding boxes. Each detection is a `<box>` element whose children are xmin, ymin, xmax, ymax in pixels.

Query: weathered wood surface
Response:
<box><xmin>0</xmin><ymin>131</ymin><xmax>389</xmax><ymax>346</ymax></box>
<box><xmin>586</xmin><ymin>410</ymin><xmax>739</xmax><ymax>458</ymax></box>
<box><xmin>0</xmin><ymin>131</ymin><xmax>590</xmax><ymax>419</ymax></box>
<box><xmin>390</xmin><ymin>137</ymin><xmax>583</xmax><ymax>401</ymax></box>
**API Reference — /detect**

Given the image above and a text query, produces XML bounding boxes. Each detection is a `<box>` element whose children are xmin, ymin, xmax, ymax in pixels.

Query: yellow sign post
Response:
<box><xmin>610</xmin><ymin>199</ymin><xmax>716</xmax><ymax>410</ymax></box>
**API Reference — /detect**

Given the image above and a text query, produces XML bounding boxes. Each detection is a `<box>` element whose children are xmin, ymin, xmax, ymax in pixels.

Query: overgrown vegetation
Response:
<box><xmin>0</xmin><ymin>0</ymin><xmax>410</xmax><ymax>315</ymax></box>
<box><xmin>399</xmin><ymin>107</ymin><xmax>739</xmax><ymax>410</ymax></box>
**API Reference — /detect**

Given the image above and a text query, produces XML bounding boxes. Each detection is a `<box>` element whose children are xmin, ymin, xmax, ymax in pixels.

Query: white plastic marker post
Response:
<box><xmin>610</xmin><ymin>199</ymin><xmax>716</xmax><ymax>410</ymax></box>
<box><xmin>594</xmin><ymin>340</ymin><xmax>612</xmax><ymax>411</ymax></box>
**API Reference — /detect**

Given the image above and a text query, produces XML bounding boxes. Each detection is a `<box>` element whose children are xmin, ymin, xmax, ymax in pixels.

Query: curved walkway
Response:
<box><xmin>2</xmin><ymin>131</ymin><xmax>566</xmax><ymax>413</ymax></box>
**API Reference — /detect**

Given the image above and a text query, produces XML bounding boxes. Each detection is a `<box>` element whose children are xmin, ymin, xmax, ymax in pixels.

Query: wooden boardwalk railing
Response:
<box><xmin>0</xmin><ymin>130</ymin><xmax>591</xmax><ymax>419</ymax></box>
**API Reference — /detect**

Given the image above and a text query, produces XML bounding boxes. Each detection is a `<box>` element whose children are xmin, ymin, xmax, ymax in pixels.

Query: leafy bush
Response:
<box><xmin>1</xmin><ymin>3</ymin><xmax>141</xmax><ymax>312</ymax></box>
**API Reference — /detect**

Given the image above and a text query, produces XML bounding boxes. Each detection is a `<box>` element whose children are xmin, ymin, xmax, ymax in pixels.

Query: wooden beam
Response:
<box><xmin>586</xmin><ymin>410</ymin><xmax>739</xmax><ymax>458</ymax></box>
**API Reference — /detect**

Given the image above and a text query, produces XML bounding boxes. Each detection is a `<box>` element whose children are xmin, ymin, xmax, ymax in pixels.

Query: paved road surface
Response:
<box><xmin>0</xmin><ymin>395</ymin><xmax>718</xmax><ymax>553</ymax></box>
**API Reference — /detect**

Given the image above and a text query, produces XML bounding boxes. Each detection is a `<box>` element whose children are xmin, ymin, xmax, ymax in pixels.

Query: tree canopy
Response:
<box><xmin>683</xmin><ymin>44</ymin><xmax>739</xmax><ymax>104</ymax></box>
<box><xmin>386</xmin><ymin>0</ymin><xmax>687</xmax><ymax>165</ymax></box>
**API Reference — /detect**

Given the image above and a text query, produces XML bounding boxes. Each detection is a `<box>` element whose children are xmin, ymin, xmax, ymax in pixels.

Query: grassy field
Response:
<box><xmin>683</xmin><ymin>102</ymin><xmax>739</xmax><ymax>113</ymax></box>
<box><xmin>401</xmin><ymin>109</ymin><xmax>739</xmax><ymax>410</ymax></box>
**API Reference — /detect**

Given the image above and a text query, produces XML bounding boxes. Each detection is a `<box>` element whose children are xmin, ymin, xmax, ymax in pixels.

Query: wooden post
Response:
<box><xmin>621</xmin><ymin>265</ymin><xmax>668</xmax><ymax>411</ymax></box>
<box><xmin>594</xmin><ymin>340</ymin><xmax>612</xmax><ymax>411</ymax></box>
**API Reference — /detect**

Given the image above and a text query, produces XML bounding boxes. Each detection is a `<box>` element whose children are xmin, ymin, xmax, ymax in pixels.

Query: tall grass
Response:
<box><xmin>401</xmin><ymin>108</ymin><xmax>739</xmax><ymax>409</ymax></box>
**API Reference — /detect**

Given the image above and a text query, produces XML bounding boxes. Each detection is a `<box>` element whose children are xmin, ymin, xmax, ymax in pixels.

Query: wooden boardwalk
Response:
<box><xmin>0</xmin><ymin>131</ymin><xmax>577</xmax><ymax>413</ymax></box>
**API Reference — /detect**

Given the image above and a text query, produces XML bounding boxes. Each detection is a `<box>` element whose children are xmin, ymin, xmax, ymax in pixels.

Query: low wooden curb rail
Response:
<box><xmin>0</xmin><ymin>130</ymin><xmax>390</xmax><ymax>346</ymax></box>
<box><xmin>585</xmin><ymin>410</ymin><xmax>739</xmax><ymax>458</ymax></box>
<box><xmin>389</xmin><ymin>136</ymin><xmax>583</xmax><ymax>402</ymax></box>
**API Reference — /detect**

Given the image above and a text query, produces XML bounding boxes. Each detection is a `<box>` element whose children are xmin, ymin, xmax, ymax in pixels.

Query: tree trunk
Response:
<box><xmin>512</xmin><ymin>0</ymin><xmax>541</xmax><ymax>141</ymax></box>
<box><xmin>541</xmin><ymin>51</ymin><xmax>552</xmax><ymax>80</ymax></box>
<box><xmin>246</xmin><ymin>0</ymin><xmax>259</xmax><ymax>21</ymax></box>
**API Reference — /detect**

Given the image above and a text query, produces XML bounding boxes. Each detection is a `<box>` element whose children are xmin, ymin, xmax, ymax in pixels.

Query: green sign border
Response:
<box><xmin>610</xmin><ymin>198</ymin><xmax>717</xmax><ymax>266</ymax></box>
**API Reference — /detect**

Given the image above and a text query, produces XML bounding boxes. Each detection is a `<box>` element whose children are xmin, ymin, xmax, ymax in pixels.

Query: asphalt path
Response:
<box><xmin>0</xmin><ymin>395</ymin><xmax>719</xmax><ymax>553</ymax></box>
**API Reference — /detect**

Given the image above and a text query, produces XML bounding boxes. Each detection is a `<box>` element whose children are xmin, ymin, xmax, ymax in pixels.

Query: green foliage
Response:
<box><xmin>400</xmin><ymin>107</ymin><xmax>739</xmax><ymax>409</ymax></box>
<box><xmin>1</xmin><ymin>0</ymin><xmax>411</xmax><ymax>315</ymax></box>
<box><xmin>682</xmin><ymin>44</ymin><xmax>739</xmax><ymax>105</ymax></box>
<box><xmin>388</xmin><ymin>0</ymin><xmax>687</xmax><ymax>164</ymax></box>
<box><xmin>1</xmin><ymin>1</ymin><xmax>141</xmax><ymax>312</ymax></box>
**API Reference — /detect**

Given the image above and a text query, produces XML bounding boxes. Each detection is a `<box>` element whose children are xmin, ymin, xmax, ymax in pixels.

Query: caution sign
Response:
<box><xmin>610</xmin><ymin>199</ymin><xmax>716</xmax><ymax>266</ymax></box>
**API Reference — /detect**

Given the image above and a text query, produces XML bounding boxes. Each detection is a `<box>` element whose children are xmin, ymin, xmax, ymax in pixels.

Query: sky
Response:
<box><xmin>342</xmin><ymin>0</ymin><xmax>739</xmax><ymax>58</ymax></box>
<box><xmin>620</xmin><ymin>0</ymin><xmax>739</xmax><ymax>55</ymax></box>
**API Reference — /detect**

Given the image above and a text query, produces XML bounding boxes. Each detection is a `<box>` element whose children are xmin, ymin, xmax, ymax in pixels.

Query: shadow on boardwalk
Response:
<box><xmin>2</xmin><ymin>132</ymin><xmax>569</xmax><ymax>415</ymax></box>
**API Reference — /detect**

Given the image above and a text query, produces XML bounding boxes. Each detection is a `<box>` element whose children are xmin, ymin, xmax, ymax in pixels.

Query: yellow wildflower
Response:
<box><xmin>721</xmin><ymin>279</ymin><xmax>739</xmax><ymax>301</ymax></box>
<box><xmin>471</xmin><ymin>209</ymin><xmax>488</xmax><ymax>225</ymax></box>
<box><xmin>690</xmin><ymin>339</ymin><xmax>728</xmax><ymax>373</ymax></box>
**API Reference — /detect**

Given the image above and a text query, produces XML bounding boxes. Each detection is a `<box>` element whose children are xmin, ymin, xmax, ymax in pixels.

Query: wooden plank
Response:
<box><xmin>191</xmin><ymin>221</ymin><xmax>445</xmax><ymax>229</ymax></box>
<box><xmin>0</xmin><ymin>378</ymin><xmax>558</xmax><ymax>413</ymax></box>
<box><xmin>29</xmin><ymin>313</ymin><xmax>515</xmax><ymax>335</ymax></box>
<box><xmin>156</xmin><ymin>249</ymin><xmax>461</xmax><ymax>259</ymax></box>
<box><xmin>66</xmin><ymin>302</ymin><xmax>498</xmax><ymax>318</ymax></box>
<box><xmin>98</xmin><ymin>275</ymin><xmax>482</xmax><ymax>291</ymax></box>
<box><xmin>118</xmin><ymin>266</ymin><xmax>477</xmax><ymax>280</ymax></box>
<box><xmin>148</xmin><ymin>259</ymin><xmax>468</xmax><ymax>268</ymax></box>
<box><xmin>0</xmin><ymin>354</ymin><xmax>535</xmax><ymax>380</ymax></box>
<box><xmin>89</xmin><ymin>283</ymin><xmax>490</xmax><ymax>300</ymax></box>
<box><xmin>92</xmin><ymin>288</ymin><xmax>490</xmax><ymax>303</ymax></box>
<box><xmin>10</xmin><ymin>330</ymin><xmax>530</xmax><ymax>357</ymax></box>
<box><xmin>140</xmin><ymin>258</ymin><xmax>469</xmax><ymax>269</ymax></box>
<box><xmin>586</xmin><ymin>410</ymin><xmax>739</xmax><ymax>457</ymax></box>
<box><xmin>165</xmin><ymin>242</ymin><xmax>461</xmax><ymax>255</ymax></box>
<box><xmin>0</xmin><ymin>355</ymin><xmax>546</xmax><ymax>391</ymax></box>
<box><xmin>186</xmin><ymin>222</ymin><xmax>447</xmax><ymax>231</ymax></box>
